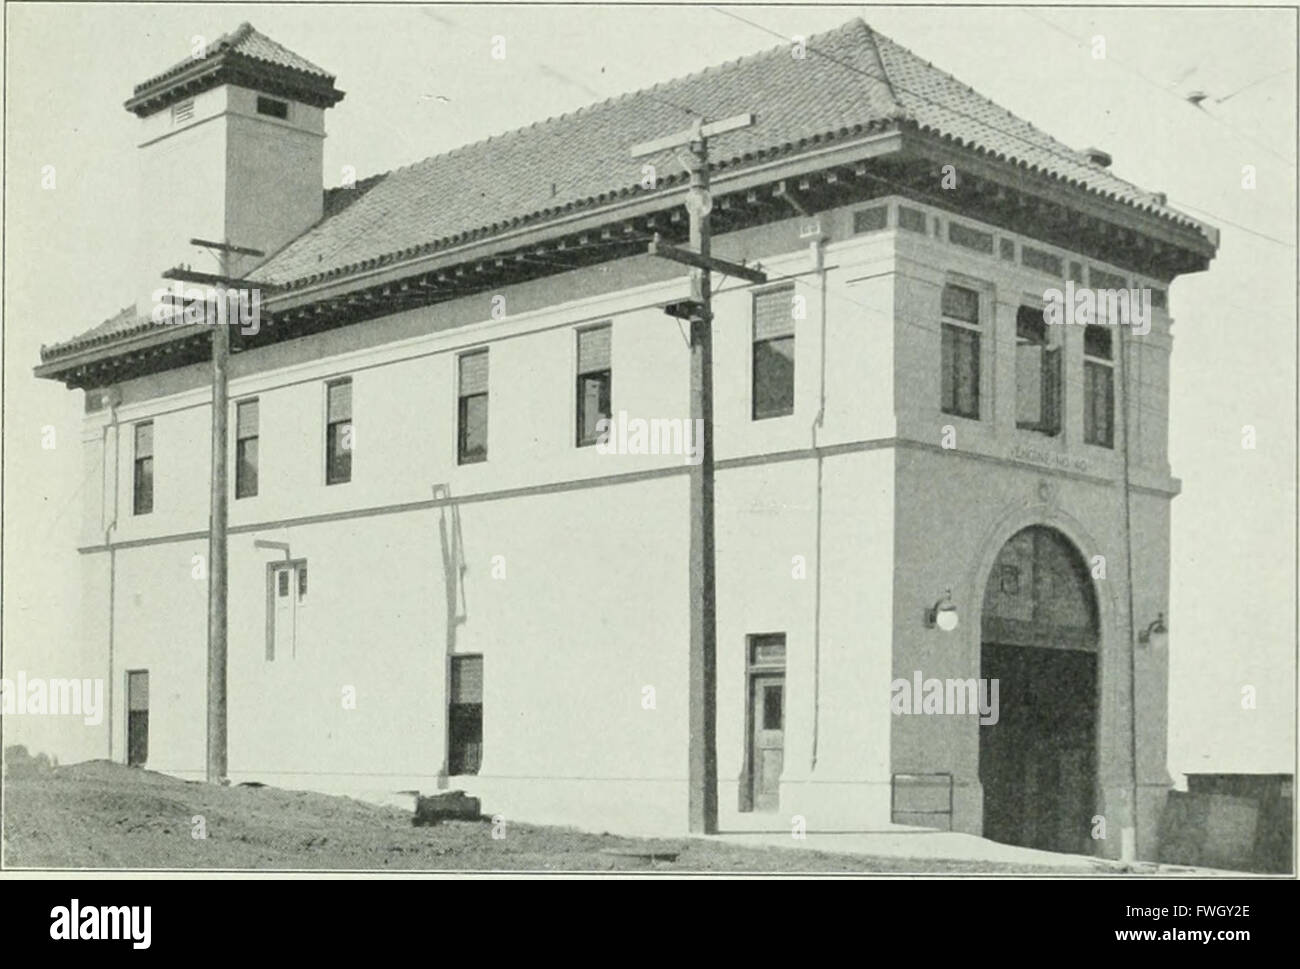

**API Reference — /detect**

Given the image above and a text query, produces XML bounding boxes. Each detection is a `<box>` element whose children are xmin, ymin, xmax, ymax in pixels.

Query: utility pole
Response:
<box><xmin>631</xmin><ymin>114</ymin><xmax>765</xmax><ymax>834</ymax></box>
<box><xmin>162</xmin><ymin>238</ymin><xmax>263</xmax><ymax>785</ymax></box>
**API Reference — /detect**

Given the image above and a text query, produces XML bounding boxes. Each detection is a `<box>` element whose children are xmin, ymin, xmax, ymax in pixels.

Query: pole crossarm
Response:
<box><xmin>647</xmin><ymin>234</ymin><xmax>767</xmax><ymax>285</ymax></box>
<box><xmin>161</xmin><ymin>267</ymin><xmax>275</xmax><ymax>290</ymax></box>
<box><xmin>189</xmin><ymin>238</ymin><xmax>265</xmax><ymax>257</ymax></box>
<box><xmin>629</xmin><ymin>112</ymin><xmax>756</xmax><ymax>158</ymax></box>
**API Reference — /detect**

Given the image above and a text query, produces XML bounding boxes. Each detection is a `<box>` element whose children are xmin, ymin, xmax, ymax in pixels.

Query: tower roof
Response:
<box><xmin>124</xmin><ymin>22</ymin><xmax>344</xmax><ymax>117</ymax></box>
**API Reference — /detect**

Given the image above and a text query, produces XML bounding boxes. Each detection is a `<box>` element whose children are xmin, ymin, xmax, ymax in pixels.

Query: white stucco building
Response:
<box><xmin>35</xmin><ymin>19</ymin><xmax>1218</xmax><ymax>859</ymax></box>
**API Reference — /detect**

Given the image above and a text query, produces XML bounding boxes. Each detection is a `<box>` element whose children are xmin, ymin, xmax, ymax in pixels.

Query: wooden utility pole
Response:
<box><xmin>631</xmin><ymin>114</ymin><xmax>765</xmax><ymax>834</ymax></box>
<box><xmin>163</xmin><ymin>238</ymin><xmax>263</xmax><ymax>785</ymax></box>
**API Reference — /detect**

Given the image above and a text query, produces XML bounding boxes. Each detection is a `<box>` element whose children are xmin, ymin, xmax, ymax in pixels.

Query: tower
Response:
<box><xmin>124</xmin><ymin>23</ymin><xmax>345</xmax><ymax>312</ymax></box>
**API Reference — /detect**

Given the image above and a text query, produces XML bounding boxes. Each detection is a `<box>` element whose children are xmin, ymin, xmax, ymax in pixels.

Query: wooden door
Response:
<box><xmin>750</xmin><ymin>673</ymin><xmax>785</xmax><ymax>811</ymax></box>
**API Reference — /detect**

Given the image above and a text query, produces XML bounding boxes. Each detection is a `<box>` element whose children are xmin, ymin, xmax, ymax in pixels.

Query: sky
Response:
<box><xmin>3</xmin><ymin>1</ymin><xmax>1296</xmax><ymax>776</ymax></box>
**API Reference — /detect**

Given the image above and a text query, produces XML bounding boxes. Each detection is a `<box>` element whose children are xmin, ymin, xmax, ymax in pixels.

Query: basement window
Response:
<box><xmin>449</xmin><ymin>656</ymin><xmax>483</xmax><ymax>775</ymax></box>
<box><xmin>256</xmin><ymin>96</ymin><xmax>289</xmax><ymax>120</ymax></box>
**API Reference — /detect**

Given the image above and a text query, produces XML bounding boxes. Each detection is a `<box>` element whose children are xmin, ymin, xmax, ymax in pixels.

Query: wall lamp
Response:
<box><xmin>924</xmin><ymin>590</ymin><xmax>959</xmax><ymax>632</ymax></box>
<box><xmin>1138</xmin><ymin>613</ymin><xmax>1168</xmax><ymax>648</ymax></box>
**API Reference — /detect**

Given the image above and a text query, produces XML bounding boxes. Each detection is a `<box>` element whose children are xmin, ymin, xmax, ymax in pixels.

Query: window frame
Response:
<box><xmin>457</xmin><ymin>349</ymin><xmax>489</xmax><ymax>465</ymax></box>
<box><xmin>132</xmin><ymin>421</ymin><xmax>154</xmax><ymax>516</ymax></box>
<box><xmin>234</xmin><ymin>397</ymin><xmax>259</xmax><ymax>499</ymax></box>
<box><xmin>324</xmin><ymin>378</ymin><xmax>353</xmax><ymax>485</ymax></box>
<box><xmin>448</xmin><ymin>654</ymin><xmax>484</xmax><ymax>776</ymax></box>
<box><xmin>265</xmin><ymin>558</ymin><xmax>308</xmax><ymax>661</ymax></box>
<box><xmin>1083</xmin><ymin>326</ymin><xmax>1116</xmax><ymax>449</ymax></box>
<box><xmin>939</xmin><ymin>282</ymin><xmax>984</xmax><ymax>421</ymax></box>
<box><xmin>751</xmin><ymin>284</ymin><xmax>797</xmax><ymax>421</ymax></box>
<box><xmin>1014</xmin><ymin>304</ymin><xmax>1062</xmax><ymax>436</ymax></box>
<box><xmin>575</xmin><ymin>324</ymin><xmax>612</xmax><ymax>448</ymax></box>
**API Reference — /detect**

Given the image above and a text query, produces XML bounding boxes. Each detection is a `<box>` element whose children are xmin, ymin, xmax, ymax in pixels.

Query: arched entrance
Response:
<box><xmin>979</xmin><ymin>525</ymin><xmax>1099</xmax><ymax>854</ymax></box>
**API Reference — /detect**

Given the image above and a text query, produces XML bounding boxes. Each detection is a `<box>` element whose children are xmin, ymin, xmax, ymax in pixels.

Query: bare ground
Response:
<box><xmin>3</xmin><ymin>750</ymin><xmax>1060</xmax><ymax>873</ymax></box>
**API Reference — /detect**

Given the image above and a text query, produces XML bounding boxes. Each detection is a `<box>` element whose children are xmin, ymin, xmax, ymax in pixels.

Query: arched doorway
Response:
<box><xmin>979</xmin><ymin>525</ymin><xmax>1099</xmax><ymax>854</ymax></box>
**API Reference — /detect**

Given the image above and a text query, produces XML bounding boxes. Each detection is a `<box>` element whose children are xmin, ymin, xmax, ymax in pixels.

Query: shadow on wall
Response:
<box><xmin>433</xmin><ymin>486</ymin><xmax>468</xmax><ymax>790</ymax></box>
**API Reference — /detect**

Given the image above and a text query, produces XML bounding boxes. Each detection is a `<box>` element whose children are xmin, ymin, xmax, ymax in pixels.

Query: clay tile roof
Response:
<box><xmin>45</xmin><ymin>18</ymin><xmax>1214</xmax><ymax>365</ymax></box>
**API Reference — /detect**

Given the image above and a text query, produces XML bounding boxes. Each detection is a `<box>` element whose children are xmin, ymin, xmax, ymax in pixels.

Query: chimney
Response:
<box><xmin>124</xmin><ymin>23</ymin><xmax>344</xmax><ymax>318</ymax></box>
<box><xmin>1083</xmin><ymin>147</ymin><xmax>1112</xmax><ymax>168</ymax></box>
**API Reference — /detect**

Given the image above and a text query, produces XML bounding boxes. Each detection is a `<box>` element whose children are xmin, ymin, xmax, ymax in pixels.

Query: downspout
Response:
<box><xmin>809</xmin><ymin>235</ymin><xmax>828</xmax><ymax>770</ymax></box>
<box><xmin>1118</xmin><ymin>321</ymin><xmax>1139</xmax><ymax>863</ymax></box>
<box><xmin>103</xmin><ymin>394</ymin><xmax>120</xmax><ymax>762</ymax></box>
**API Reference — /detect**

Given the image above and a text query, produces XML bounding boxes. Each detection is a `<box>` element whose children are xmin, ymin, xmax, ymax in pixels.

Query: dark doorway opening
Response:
<box><xmin>979</xmin><ymin>526</ymin><xmax>1099</xmax><ymax>854</ymax></box>
<box><xmin>980</xmin><ymin>643</ymin><xmax>1096</xmax><ymax>852</ymax></box>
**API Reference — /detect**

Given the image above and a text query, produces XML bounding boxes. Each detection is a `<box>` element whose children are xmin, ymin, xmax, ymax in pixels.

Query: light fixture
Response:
<box><xmin>925</xmin><ymin>590</ymin><xmax>959</xmax><ymax>632</ymax></box>
<box><xmin>1138</xmin><ymin>613</ymin><xmax>1168</xmax><ymax>647</ymax></box>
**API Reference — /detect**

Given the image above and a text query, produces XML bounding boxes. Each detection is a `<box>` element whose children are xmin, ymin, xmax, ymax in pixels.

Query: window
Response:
<box><xmin>949</xmin><ymin>222</ymin><xmax>994</xmax><ymax>254</ymax></box>
<box><xmin>1022</xmin><ymin>246</ymin><xmax>1063</xmax><ymax>277</ymax></box>
<box><xmin>898</xmin><ymin>206</ymin><xmax>927</xmax><ymax>234</ymax></box>
<box><xmin>458</xmin><ymin>350</ymin><xmax>489</xmax><ymax>464</ymax></box>
<box><xmin>267</xmin><ymin>560</ymin><xmax>307</xmax><ymax>661</ymax></box>
<box><xmin>1015</xmin><ymin>306</ymin><xmax>1061</xmax><ymax>435</ymax></box>
<box><xmin>256</xmin><ymin>96</ymin><xmax>288</xmax><ymax>120</ymax></box>
<box><xmin>171</xmin><ymin>99</ymin><xmax>194</xmax><ymax>124</ymax></box>
<box><xmin>448</xmin><ymin>655</ymin><xmax>483</xmax><ymax>775</ymax></box>
<box><xmin>752</xmin><ymin>286</ymin><xmax>796</xmax><ymax>420</ymax></box>
<box><xmin>126</xmin><ymin>671</ymin><xmax>149</xmax><ymax>767</ymax></box>
<box><xmin>940</xmin><ymin>284</ymin><xmax>981</xmax><ymax>419</ymax></box>
<box><xmin>853</xmin><ymin>206</ymin><xmax>887</xmax><ymax>233</ymax></box>
<box><xmin>576</xmin><ymin>325</ymin><xmax>611</xmax><ymax>447</ymax></box>
<box><xmin>325</xmin><ymin>379</ymin><xmax>352</xmax><ymax>484</ymax></box>
<box><xmin>1083</xmin><ymin>326</ymin><xmax>1115</xmax><ymax>448</ymax></box>
<box><xmin>235</xmin><ymin>399</ymin><xmax>259</xmax><ymax>498</ymax></box>
<box><xmin>133</xmin><ymin>422</ymin><xmax>154</xmax><ymax>515</ymax></box>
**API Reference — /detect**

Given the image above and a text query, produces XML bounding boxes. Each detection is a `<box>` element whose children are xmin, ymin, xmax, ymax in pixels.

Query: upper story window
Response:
<box><xmin>458</xmin><ymin>350</ymin><xmax>489</xmax><ymax>465</ymax></box>
<box><xmin>1015</xmin><ymin>306</ymin><xmax>1061</xmax><ymax>435</ymax></box>
<box><xmin>940</xmin><ymin>283</ymin><xmax>981</xmax><ymax>420</ymax></box>
<box><xmin>576</xmin><ymin>324</ymin><xmax>611</xmax><ymax>447</ymax></box>
<box><xmin>325</xmin><ymin>378</ymin><xmax>353</xmax><ymax>484</ymax></box>
<box><xmin>133</xmin><ymin>421</ymin><xmax>154</xmax><ymax>516</ymax></box>
<box><xmin>1083</xmin><ymin>326</ymin><xmax>1115</xmax><ymax>448</ymax></box>
<box><xmin>235</xmin><ymin>399</ymin><xmax>259</xmax><ymax>499</ymax></box>
<box><xmin>256</xmin><ymin>96</ymin><xmax>289</xmax><ymax>120</ymax></box>
<box><xmin>752</xmin><ymin>285</ymin><xmax>796</xmax><ymax>420</ymax></box>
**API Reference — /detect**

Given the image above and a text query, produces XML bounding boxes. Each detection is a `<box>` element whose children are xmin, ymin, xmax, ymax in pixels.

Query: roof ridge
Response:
<box><xmin>346</xmin><ymin>17</ymin><xmax>874</xmax><ymax>188</ymax></box>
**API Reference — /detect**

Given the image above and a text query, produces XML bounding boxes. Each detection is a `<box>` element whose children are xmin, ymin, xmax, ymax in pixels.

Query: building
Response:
<box><xmin>35</xmin><ymin>19</ymin><xmax>1218</xmax><ymax>859</ymax></box>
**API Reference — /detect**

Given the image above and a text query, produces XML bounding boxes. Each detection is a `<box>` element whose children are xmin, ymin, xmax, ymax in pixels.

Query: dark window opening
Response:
<box><xmin>326</xmin><ymin>379</ymin><xmax>352</xmax><ymax>484</ymax></box>
<box><xmin>133</xmin><ymin>422</ymin><xmax>154</xmax><ymax>515</ymax></box>
<box><xmin>235</xmin><ymin>399</ymin><xmax>259</xmax><ymax>498</ymax></box>
<box><xmin>940</xmin><ymin>285</ymin><xmax>981</xmax><ymax>420</ymax></box>
<box><xmin>256</xmin><ymin>96</ymin><xmax>289</xmax><ymax>120</ymax></box>
<box><xmin>126</xmin><ymin>671</ymin><xmax>149</xmax><ymax>767</ymax></box>
<box><xmin>1016</xmin><ymin>306</ymin><xmax>1061</xmax><ymax>435</ymax></box>
<box><xmin>752</xmin><ymin>286</ymin><xmax>796</xmax><ymax>420</ymax></box>
<box><xmin>576</xmin><ymin>326</ymin><xmax>612</xmax><ymax>447</ymax></box>
<box><xmin>458</xmin><ymin>351</ymin><xmax>489</xmax><ymax>464</ymax></box>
